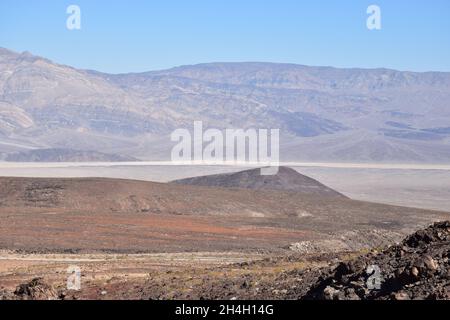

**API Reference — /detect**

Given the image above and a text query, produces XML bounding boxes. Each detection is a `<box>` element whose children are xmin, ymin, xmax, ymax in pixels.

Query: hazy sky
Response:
<box><xmin>1</xmin><ymin>0</ymin><xmax>449</xmax><ymax>73</ymax></box>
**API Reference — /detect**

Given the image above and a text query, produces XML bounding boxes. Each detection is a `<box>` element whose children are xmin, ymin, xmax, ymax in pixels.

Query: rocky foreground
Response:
<box><xmin>302</xmin><ymin>221</ymin><xmax>450</xmax><ymax>300</ymax></box>
<box><xmin>1</xmin><ymin>221</ymin><xmax>449</xmax><ymax>300</ymax></box>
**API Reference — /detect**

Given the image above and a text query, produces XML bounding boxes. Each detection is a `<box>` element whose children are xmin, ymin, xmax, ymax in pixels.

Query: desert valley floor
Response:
<box><xmin>0</xmin><ymin>164</ymin><xmax>449</xmax><ymax>300</ymax></box>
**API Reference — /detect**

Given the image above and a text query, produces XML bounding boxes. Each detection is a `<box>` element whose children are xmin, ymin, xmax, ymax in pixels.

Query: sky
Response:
<box><xmin>0</xmin><ymin>0</ymin><xmax>449</xmax><ymax>73</ymax></box>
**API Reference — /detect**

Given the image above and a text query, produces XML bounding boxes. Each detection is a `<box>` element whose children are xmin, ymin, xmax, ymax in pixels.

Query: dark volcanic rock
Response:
<box><xmin>302</xmin><ymin>221</ymin><xmax>450</xmax><ymax>300</ymax></box>
<box><xmin>13</xmin><ymin>278</ymin><xmax>58</xmax><ymax>300</ymax></box>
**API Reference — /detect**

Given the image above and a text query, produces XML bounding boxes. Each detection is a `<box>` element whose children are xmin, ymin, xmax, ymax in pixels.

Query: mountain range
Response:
<box><xmin>1</xmin><ymin>47</ymin><xmax>449</xmax><ymax>162</ymax></box>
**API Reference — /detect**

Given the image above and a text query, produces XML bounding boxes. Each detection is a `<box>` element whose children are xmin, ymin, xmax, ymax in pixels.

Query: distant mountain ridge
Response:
<box><xmin>1</xmin><ymin>47</ymin><xmax>450</xmax><ymax>162</ymax></box>
<box><xmin>3</xmin><ymin>148</ymin><xmax>136</xmax><ymax>162</ymax></box>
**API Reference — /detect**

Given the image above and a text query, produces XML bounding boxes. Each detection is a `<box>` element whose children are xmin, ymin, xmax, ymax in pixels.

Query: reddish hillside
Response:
<box><xmin>0</xmin><ymin>176</ymin><xmax>448</xmax><ymax>253</ymax></box>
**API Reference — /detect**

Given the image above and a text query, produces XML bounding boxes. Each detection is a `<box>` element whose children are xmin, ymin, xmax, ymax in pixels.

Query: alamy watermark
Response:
<box><xmin>66</xmin><ymin>5</ymin><xmax>81</xmax><ymax>30</ymax></box>
<box><xmin>65</xmin><ymin>5</ymin><xmax>381</xmax><ymax>31</ymax></box>
<box><xmin>171</xmin><ymin>121</ymin><xmax>279</xmax><ymax>175</ymax></box>
<box><xmin>67</xmin><ymin>265</ymin><xmax>81</xmax><ymax>291</ymax></box>
<box><xmin>366</xmin><ymin>264</ymin><xmax>383</xmax><ymax>290</ymax></box>
<box><xmin>367</xmin><ymin>5</ymin><xmax>381</xmax><ymax>30</ymax></box>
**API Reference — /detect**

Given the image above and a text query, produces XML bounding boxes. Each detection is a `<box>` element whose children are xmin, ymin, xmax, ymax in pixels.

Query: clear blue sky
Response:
<box><xmin>1</xmin><ymin>0</ymin><xmax>449</xmax><ymax>73</ymax></box>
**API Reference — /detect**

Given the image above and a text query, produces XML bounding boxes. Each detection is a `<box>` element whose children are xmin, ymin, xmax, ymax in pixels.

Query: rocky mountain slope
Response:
<box><xmin>173</xmin><ymin>166</ymin><xmax>347</xmax><ymax>198</ymax></box>
<box><xmin>1</xmin><ymin>48</ymin><xmax>450</xmax><ymax>162</ymax></box>
<box><xmin>301</xmin><ymin>221</ymin><xmax>450</xmax><ymax>300</ymax></box>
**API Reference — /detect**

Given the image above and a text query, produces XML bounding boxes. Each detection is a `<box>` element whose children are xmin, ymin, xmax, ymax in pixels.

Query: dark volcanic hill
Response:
<box><xmin>172</xmin><ymin>166</ymin><xmax>347</xmax><ymax>198</ymax></box>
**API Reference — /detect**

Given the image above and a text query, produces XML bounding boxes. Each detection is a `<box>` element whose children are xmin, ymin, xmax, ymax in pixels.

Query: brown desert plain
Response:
<box><xmin>0</xmin><ymin>167</ymin><xmax>449</xmax><ymax>300</ymax></box>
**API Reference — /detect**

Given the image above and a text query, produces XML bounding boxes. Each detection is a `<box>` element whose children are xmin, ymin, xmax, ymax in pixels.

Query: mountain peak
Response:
<box><xmin>173</xmin><ymin>166</ymin><xmax>347</xmax><ymax>198</ymax></box>
<box><xmin>0</xmin><ymin>47</ymin><xmax>19</xmax><ymax>59</ymax></box>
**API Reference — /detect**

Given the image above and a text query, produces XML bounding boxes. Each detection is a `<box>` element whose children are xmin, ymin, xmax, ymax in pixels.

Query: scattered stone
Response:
<box><xmin>411</xmin><ymin>267</ymin><xmax>419</xmax><ymax>278</ymax></box>
<box><xmin>422</xmin><ymin>255</ymin><xmax>438</xmax><ymax>271</ymax></box>
<box><xmin>392</xmin><ymin>291</ymin><xmax>410</xmax><ymax>300</ymax></box>
<box><xmin>14</xmin><ymin>278</ymin><xmax>58</xmax><ymax>300</ymax></box>
<box><xmin>323</xmin><ymin>286</ymin><xmax>340</xmax><ymax>300</ymax></box>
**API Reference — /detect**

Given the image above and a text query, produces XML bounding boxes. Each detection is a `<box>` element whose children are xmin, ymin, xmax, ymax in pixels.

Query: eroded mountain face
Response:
<box><xmin>1</xmin><ymin>48</ymin><xmax>450</xmax><ymax>162</ymax></box>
